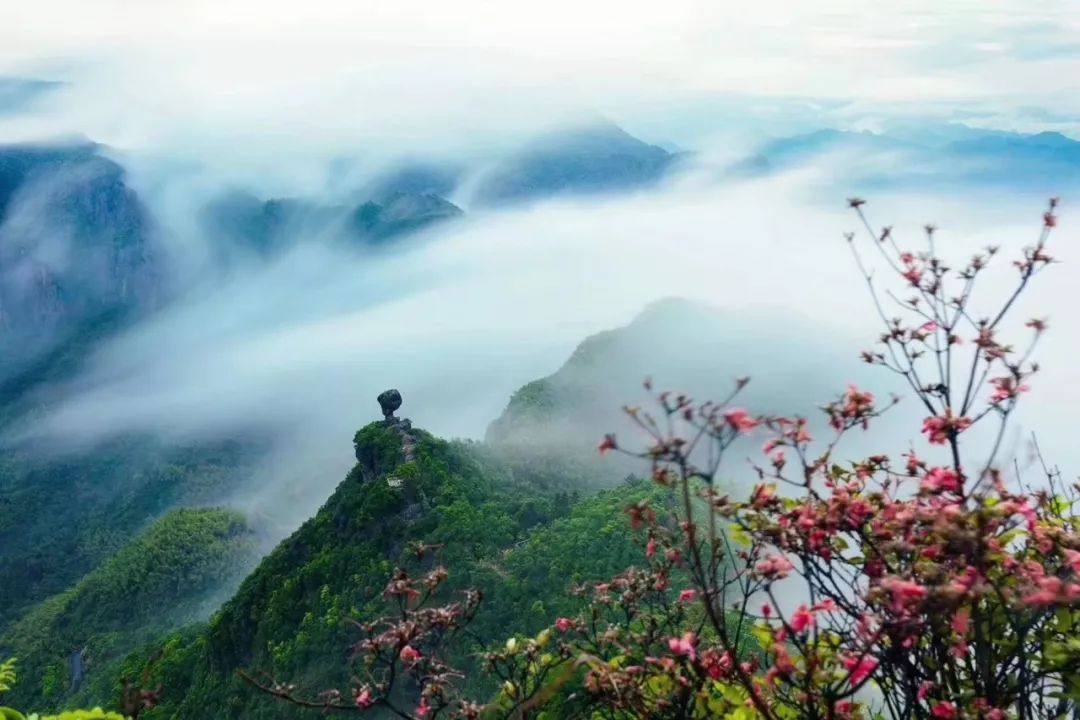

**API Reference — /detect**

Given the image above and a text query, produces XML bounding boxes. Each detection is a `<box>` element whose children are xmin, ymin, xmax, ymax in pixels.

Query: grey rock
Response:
<box><xmin>378</xmin><ymin>388</ymin><xmax>402</xmax><ymax>419</ymax></box>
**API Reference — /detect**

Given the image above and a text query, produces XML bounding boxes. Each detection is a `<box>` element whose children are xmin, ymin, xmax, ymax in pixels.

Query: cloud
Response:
<box><xmin>8</xmin><ymin>153</ymin><xmax>1072</xmax><ymax>529</ymax></box>
<box><xmin>2</xmin><ymin>0</ymin><xmax>1080</xmax><ymax>179</ymax></box>
<box><xmin>0</xmin><ymin>0</ymin><xmax>1078</xmax><ymax>532</ymax></box>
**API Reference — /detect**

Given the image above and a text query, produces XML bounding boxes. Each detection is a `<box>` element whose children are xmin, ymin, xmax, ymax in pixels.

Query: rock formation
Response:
<box><xmin>377</xmin><ymin>388</ymin><xmax>415</xmax><ymax>463</ymax></box>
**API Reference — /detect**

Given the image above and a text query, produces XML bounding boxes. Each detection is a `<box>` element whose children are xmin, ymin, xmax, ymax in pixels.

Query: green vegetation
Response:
<box><xmin>82</xmin><ymin>422</ymin><xmax>663</xmax><ymax>718</ymax></box>
<box><xmin>0</xmin><ymin>439</ymin><xmax>257</xmax><ymax>633</ymax></box>
<box><xmin>0</xmin><ymin>509</ymin><xmax>255</xmax><ymax>713</ymax></box>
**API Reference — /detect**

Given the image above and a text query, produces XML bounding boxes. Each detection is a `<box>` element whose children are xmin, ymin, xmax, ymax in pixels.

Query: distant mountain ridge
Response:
<box><xmin>471</xmin><ymin>123</ymin><xmax>682</xmax><ymax>205</ymax></box>
<box><xmin>0</xmin><ymin>141</ymin><xmax>162</xmax><ymax>382</ymax></box>
<box><xmin>752</xmin><ymin>126</ymin><xmax>1080</xmax><ymax>193</ymax></box>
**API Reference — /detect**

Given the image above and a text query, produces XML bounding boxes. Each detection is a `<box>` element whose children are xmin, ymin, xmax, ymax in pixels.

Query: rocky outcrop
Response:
<box><xmin>377</xmin><ymin>388</ymin><xmax>416</xmax><ymax>464</ymax></box>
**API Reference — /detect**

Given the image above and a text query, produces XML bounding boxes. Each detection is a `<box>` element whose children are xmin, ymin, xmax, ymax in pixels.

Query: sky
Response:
<box><xmin>3</xmin><ymin>0</ymin><xmax>1080</xmax><ymax>173</ymax></box>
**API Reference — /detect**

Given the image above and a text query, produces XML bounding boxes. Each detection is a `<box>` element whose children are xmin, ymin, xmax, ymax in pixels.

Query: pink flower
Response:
<box><xmin>416</xmin><ymin>696</ymin><xmax>431</xmax><ymax>718</ymax></box>
<box><xmin>667</xmin><ymin>632</ymin><xmax>697</xmax><ymax>660</ymax></box>
<box><xmin>646</xmin><ymin>539</ymin><xmax>657</xmax><ymax>558</ymax></box>
<box><xmin>918</xmin><ymin>682</ymin><xmax>934</xmax><ymax>701</ymax></box>
<box><xmin>989</xmin><ymin>376</ymin><xmax>1030</xmax><ymax>404</ymax></box>
<box><xmin>1023</xmin><ymin>576</ymin><xmax>1063</xmax><ymax>606</ymax></box>
<box><xmin>755</xmin><ymin>554</ymin><xmax>795</xmax><ymax>580</ymax></box>
<box><xmin>921</xmin><ymin>467</ymin><xmax>962</xmax><ymax>494</ymax></box>
<box><xmin>880</xmin><ymin>576</ymin><xmax>928</xmax><ymax>613</ymax></box>
<box><xmin>903</xmin><ymin>268</ymin><xmax>923</xmax><ymax>286</ymax></box>
<box><xmin>724</xmin><ymin>408</ymin><xmax>759</xmax><ymax>433</ymax></box>
<box><xmin>598</xmin><ymin>434</ymin><xmax>617</xmax><ymax>456</ymax></box>
<box><xmin>678</xmin><ymin>589</ymin><xmax>697</xmax><ymax>603</ymax></box>
<box><xmin>931</xmin><ymin>701</ymin><xmax>957</xmax><ymax>719</ymax></box>
<box><xmin>555</xmin><ymin>617</ymin><xmax>573</xmax><ymax>632</ymax></box>
<box><xmin>1065</xmin><ymin>548</ymin><xmax>1080</xmax><ymax>573</ymax></box>
<box><xmin>842</xmin><ymin>654</ymin><xmax>879</xmax><ymax>686</ymax></box>
<box><xmin>921</xmin><ymin>409</ymin><xmax>973</xmax><ymax>445</ymax></box>
<box><xmin>355</xmin><ymin>687</ymin><xmax>374</xmax><ymax>709</ymax></box>
<box><xmin>790</xmin><ymin>605</ymin><xmax>815</xmax><ymax>633</ymax></box>
<box><xmin>751</xmin><ymin>483</ymin><xmax>777</xmax><ymax>509</ymax></box>
<box><xmin>952</xmin><ymin>607</ymin><xmax>970</xmax><ymax>635</ymax></box>
<box><xmin>399</xmin><ymin>645</ymin><xmax>422</xmax><ymax>665</ymax></box>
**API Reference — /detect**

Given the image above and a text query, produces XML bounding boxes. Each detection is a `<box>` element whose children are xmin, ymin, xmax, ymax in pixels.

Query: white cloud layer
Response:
<box><xmin>2</xmin><ymin>0</ymin><xmax>1080</xmax><ymax>176</ymax></box>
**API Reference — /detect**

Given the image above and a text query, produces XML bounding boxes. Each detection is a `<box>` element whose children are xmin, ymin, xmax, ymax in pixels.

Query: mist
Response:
<box><xmin>0</xmin><ymin>0</ymin><xmax>1077</xmax><ymax>538</ymax></box>
<box><xmin>0</xmin><ymin>149</ymin><xmax>1063</xmax><ymax>531</ymax></box>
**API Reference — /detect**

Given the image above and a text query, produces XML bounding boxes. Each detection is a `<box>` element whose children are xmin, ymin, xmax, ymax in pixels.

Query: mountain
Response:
<box><xmin>754</xmin><ymin>126</ymin><xmax>1080</xmax><ymax>194</ymax></box>
<box><xmin>471</xmin><ymin>124</ymin><xmax>682</xmax><ymax>206</ymax></box>
<box><xmin>362</xmin><ymin>162</ymin><xmax>463</xmax><ymax>201</ymax></box>
<box><xmin>0</xmin><ymin>78</ymin><xmax>62</xmax><ymax>115</ymax></box>
<box><xmin>0</xmin><ymin>142</ymin><xmax>162</xmax><ymax>383</ymax></box>
<box><xmin>347</xmin><ymin>192</ymin><xmax>463</xmax><ymax>243</ymax></box>
<box><xmin>99</xmin><ymin>417</ymin><xmax>657</xmax><ymax>719</ymax></box>
<box><xmin>0</xmin><ymin>508</ymin><xmax>256</xmax><ymax>711</ymax></box>
<box><xmin>201</xmin><ymin>190</ymin><xmax>463</xmax><ymax>258</ymax></box>
<box><xmin>487</xmin><ymin>297</ymin><xmax>865</xmax><ymax>467</ymax></box>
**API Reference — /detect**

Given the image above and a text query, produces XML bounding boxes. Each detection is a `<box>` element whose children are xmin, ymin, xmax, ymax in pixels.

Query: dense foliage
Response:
<box><xmin>0</xmin><ymin>508</ymin><xmax>255</xmax><ymax>712</ymax></box>
<box><xmin>0</xmin><ymin>439</ymin><xmax>256</xmax><ymax>633</ymax></box>
<box><xmin>92</xmin><ymin>424</ymin><xmax>661</xmax><ymax>719</ymax></box>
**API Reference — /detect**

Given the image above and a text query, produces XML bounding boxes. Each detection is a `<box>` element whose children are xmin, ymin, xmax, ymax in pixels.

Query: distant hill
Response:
<box><xmin>0</xmin><ymin>78</ymin><xmax>63</xmax><ymax>115</ymax></box>
<box><xmin>753</xmin><ymin>126</ymin><xmax>1080</xmax><ymax>194</ymax></box>
<box><xmin>488</xmin><ymin>297</ymin><xmax>862</xmax><ymax>459</ymax></box>
<box><xmin>201</xmin><ymin>190</ymin><xmax>464</xmax><ymax>260</ymax></box>
<box><xmin>471</xmin><ymin>123</ymin><xmax>682</xmax><ymax>205</ymax></box>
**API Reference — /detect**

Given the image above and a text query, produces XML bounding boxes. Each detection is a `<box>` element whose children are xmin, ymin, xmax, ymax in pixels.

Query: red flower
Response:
<box><xmin>667</xmin><ymin>632</ymin><xmax>697</xmax><ymax>660</ymax></box>
<box><xmin>399</xmin><ymin>645</ymin><xmax>422</xmax><ymax>665</ymax></box>
<box><xmin>555</xmin><ymin>617</ymin><xmax>573</xmax><ymax>632</ymax></box>
<box><xmin>790</xmin><ymin>605</ymin><xmax>815</xmax><ymax>633</ymax></box>
<box><xmin>354</xmin><ymin>687</ymin><xmax>374</xmax><ymax>709</ymax></box>
<box><xmin>678</xmin><ymin>588</ymin><xmax>697</xmax><ymax>603</ymax></box>
<box><xmin>755</xmin><ymin>554</ymin><xmax>795</xmax><ymax>580</ymax></box>
<box><xmin>416</xmin><ymin>696</ymin><xmax>431</xmax><ymax>718</ymax></box>
<box><xmin>724</xmin><ymin>408</ymin><xmax>759</xmax><ymax>433</ymax></box>
<box><xmin>1023</xmin><ymin>576</ymin><xmax>1063</xmax><ymax>606</ymax></box>
<box><xmin>931</xmin><ymin>701</ymin><xmax>957</xmax><ymax>719</ymax></box>
<box><xmin>921</xmin><ymin>409</ymin><xmax>973</xmax><ymax>445</ymax></box>
<box><xmin>842</xmin><ymin>654</ymin><xmax>879</xmax><ymax>686</ymax></box>
<box><xmin>598</xmin><ymin>434</ymin><xmax>617</xmax><ymax>456</ymax></box>
<box><xmin>921</xmin><ymin>467</ymin><xmax>962</xmax><ymax>494</ymax></box>
<box><xmin>880</xmin><ymin>576</ymin><xmax>928</xmax><ymax>614</ymax></box>
<box><xmin>989</xmin><ymin>376</ymin><xmax>1030</xmax><ymax>404</ymax></box>
<box><xmin>952</xmin><ymin>607</ymin><xmax>970</xmax><ymax>635</ymax></box>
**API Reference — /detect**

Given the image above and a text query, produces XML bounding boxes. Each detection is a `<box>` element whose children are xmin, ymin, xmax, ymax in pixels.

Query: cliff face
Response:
<box><xmin>0</xmin><ymin>143</ymin><xmax>162</xmax><ymax>380</ymax></box>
